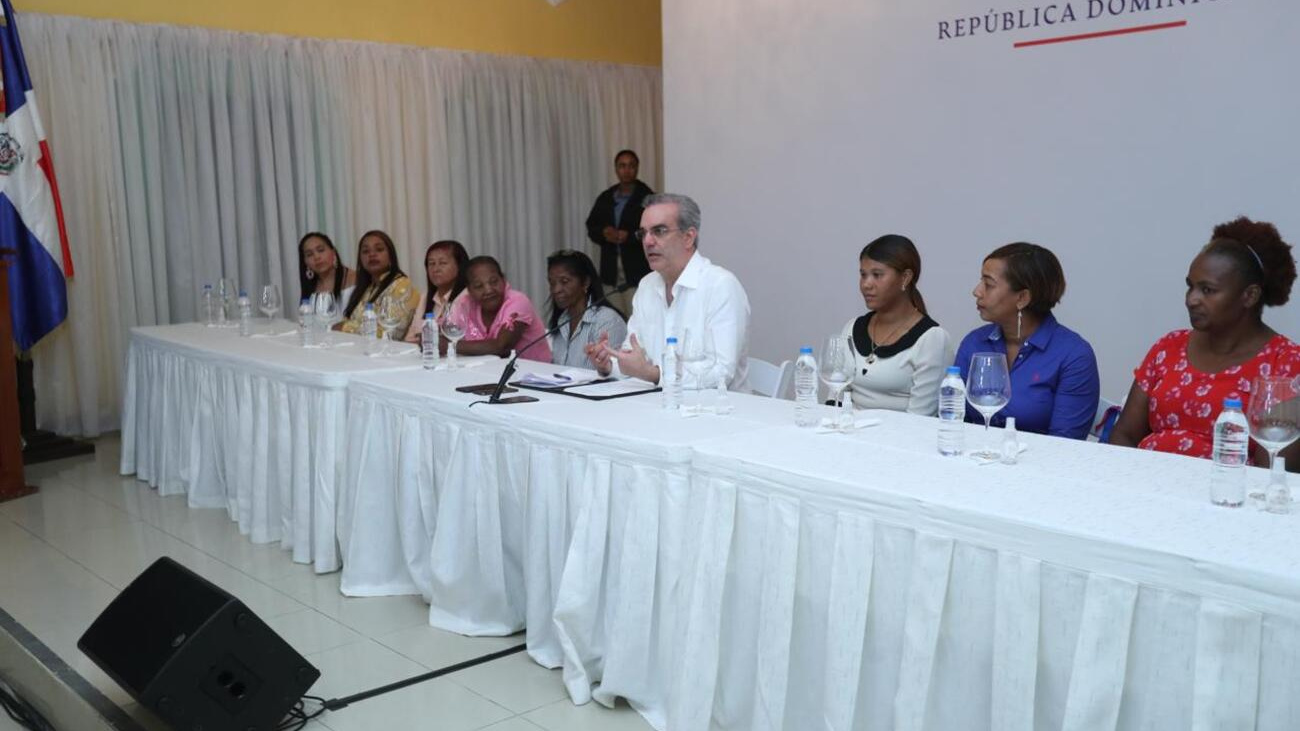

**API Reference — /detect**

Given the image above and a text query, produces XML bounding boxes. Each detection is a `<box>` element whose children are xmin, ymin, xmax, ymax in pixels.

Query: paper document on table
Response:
<box><xmin>565</xmin><ymin>378</ymin><xmax>658</xmax><ymax>398</ymax></box>
<box><xmin>519</xmin><ymin>368</ymin><xmax>601</xmax><ymax>388</ymax></box>
<box><xmin>250</xmin><ymin>328</ymin><xmax>299</xmax><ymax>339</ymax></box>
<box><xmin>366</xmin><ymin>343</ymin><xmax>418</xmax><ymax>358</ymax></box>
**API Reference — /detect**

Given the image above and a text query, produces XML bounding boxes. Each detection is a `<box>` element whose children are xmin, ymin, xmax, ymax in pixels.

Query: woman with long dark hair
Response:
<box><xmin>545</xmin><ymin>249</ymin><xmax>626</xmax><ymax>368</ymax></box>
<box><xmin>298</xmin><ymin>232</ymin><xmax>355</xmax><ymax>305</ymax></box>
<box><xmin>403</xmin><ymin>240</ymin><xmax>470</xmax><ymax>343</ymax></box>
<box><xmin>841</xmin><ymin>234</ymin><xmax>952</xmax><ymax>414</ymax></box>
<box><xmin>335</xmin><ymin>230</ymin><xmax>419</xmax><ymax>338</ymax></box>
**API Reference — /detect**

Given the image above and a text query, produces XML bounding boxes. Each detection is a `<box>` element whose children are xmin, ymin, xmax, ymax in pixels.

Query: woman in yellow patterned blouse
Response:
<box><xmin>335</xmin><ymin>230</ymin><xmax>419</xmax><ymax>338</ymax></box>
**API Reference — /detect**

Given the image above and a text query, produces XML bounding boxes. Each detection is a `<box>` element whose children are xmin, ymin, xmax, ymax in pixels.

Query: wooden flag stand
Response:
<box><xmin>0</xmin><ymin>249</ymin><xmax>36</xmax><ymax>502</ymax></box>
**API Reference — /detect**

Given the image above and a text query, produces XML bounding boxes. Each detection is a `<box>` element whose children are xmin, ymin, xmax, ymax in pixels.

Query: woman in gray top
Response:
<box><xmin>546</xmin><ymin>250</ymin><xmax>628</xmax><ymax>369</ymax></box>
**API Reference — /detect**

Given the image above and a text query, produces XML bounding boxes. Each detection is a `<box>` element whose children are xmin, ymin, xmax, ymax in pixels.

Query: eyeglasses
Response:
<box><xmin>634</xmin><ymin>225</ymin><xmax>683</xmax><ymax>242</ymax></box>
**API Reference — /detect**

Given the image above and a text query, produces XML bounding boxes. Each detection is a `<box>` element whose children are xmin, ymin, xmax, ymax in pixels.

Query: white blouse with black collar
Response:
<box><xmin>839</xmin><ymin>312</ymin><xmax>954</xmax><ymax>416</ymax></box>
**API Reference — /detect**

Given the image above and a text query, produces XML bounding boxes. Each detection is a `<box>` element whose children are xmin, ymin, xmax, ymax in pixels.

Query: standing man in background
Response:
<box><xmin>585</xmin><ymin>149</ymin><xmax>653</xmax><ymax>317</ymax></box>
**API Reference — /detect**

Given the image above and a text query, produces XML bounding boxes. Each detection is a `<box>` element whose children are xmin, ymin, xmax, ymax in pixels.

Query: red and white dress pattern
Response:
<box><xmin>1135</xmin><ymin>330</ymin><xmax>1300</xmax><ymax>459</ymax></box>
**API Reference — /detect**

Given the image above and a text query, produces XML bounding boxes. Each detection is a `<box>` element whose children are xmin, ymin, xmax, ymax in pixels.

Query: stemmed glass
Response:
<box><xmin>966</xmin><ymin>352</ymin><xmax>1012</xmax><ymax>460</ymax></box>
<box><xmin>376</xmin><ymin>297</ymin><xmax>404</xmax><ymax>355</ymax></box>
<box><xmin>679</xmin><ymin>328</ymin><xmax>716</xmax><ymax>415</ymax></box>
<box><xmin>441</xmin><ymin>314</ymin><xmax>466</xmax><ymax>369</ymax></box>
<box><xmin>259</xmin><ymin>284</ymin><xmax>281</xmax><ymax>328</ymax></box>
<box><xmin>1247</xmin><ymin>376</ymin><xmax>1300</xmax><ymax>514</ymax></box>
<box><xmin>819</xmin><ymin>335</ymin><xmax>854</xmax><ymax>431</ymax></box>
<box><xmin>313</xmin><ymin>292</ymin><xmax>339</xmax><ymax>346</ymax></box>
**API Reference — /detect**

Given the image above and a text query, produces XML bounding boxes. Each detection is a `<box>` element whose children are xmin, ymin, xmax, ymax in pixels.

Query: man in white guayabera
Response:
<box><xmin>585</xmin><ymin>192</ymin><xmax>751</xmax><ymax>389</ymax></box>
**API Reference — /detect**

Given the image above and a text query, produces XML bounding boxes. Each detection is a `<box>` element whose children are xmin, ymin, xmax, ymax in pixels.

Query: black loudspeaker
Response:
<box><xmin>77</xmin><ymin>557</ymin><xmax>320</xmax><ymax>731</ymax></box>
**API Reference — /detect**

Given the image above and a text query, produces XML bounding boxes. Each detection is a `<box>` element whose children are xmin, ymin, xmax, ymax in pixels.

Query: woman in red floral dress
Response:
<box><xmin>1111</xmin><ymin>217</ymin><xmax>1300</xmax><ymax>471</ymax></box>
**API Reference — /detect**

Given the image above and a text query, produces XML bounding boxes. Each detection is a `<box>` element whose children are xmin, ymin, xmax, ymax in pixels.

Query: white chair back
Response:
<box><xmin>1089</xmin><ymin>395</ymin><xmax>1124</xmax><ymax>443</ymax></box>
<box><xmin>747</xmin><ymin>357</ymin><xmax>794</xmax><ymax>399</ymax></box>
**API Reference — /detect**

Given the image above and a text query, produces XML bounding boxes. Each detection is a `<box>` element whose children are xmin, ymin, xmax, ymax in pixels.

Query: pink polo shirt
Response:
<box><xmin>449</xmin><ymin>283</ymin><xmax>552</xmax><ymax>362</ymax></box>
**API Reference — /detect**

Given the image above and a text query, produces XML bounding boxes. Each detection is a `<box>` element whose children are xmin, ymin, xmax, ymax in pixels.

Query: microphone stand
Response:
<box><xmin>481</xmin><ymin>283</ymin><xmax>633</xmax><ymax>405</ymax></box>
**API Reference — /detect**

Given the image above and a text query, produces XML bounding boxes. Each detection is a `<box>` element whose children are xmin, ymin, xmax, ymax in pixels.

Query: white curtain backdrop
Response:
<box><xmin>19</xmin><ymin>13</ymin><xmax>662</xmax><ymax>436</ymax></box>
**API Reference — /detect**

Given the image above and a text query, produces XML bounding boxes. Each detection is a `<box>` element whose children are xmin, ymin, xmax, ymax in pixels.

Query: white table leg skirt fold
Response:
<box><xmin>648</xmin><ymin>475</ymin><xmax>1300</xmax><ymax>731</ymax></box>
<box><xmin>121</xmin><ymin>335</ymin><xmax>346</xmax><ymax>572</ymax></box>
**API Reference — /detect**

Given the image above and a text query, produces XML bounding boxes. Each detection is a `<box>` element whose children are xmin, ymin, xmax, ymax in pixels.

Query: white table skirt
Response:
<box><xmin>643</xmin><ymin>413</ymin><xmax>1300</xmax><ymax>731</ymax></box>
<box><xmin>337</xmin><ymin>369</ymin><xmax>1300</xmax><ymax>731</ymax></box>
<box><xmin>128</xmin><ymin>334</ymin><xmax>1300</xmax><ymax>731</ymax></box>
<box><xmin>337</xmin><ymin>365</ymin><xmax>794</xmax><ymax>677</ymax></box>
<box><xmin>120</xmin><ymin>323</ymin><xmax>422</xmax><ymax>572</ymax></box>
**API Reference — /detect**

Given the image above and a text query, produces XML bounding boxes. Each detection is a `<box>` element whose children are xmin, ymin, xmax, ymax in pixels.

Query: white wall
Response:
<box><xmin>662</xmin><ymin>0</ymin><xmax>1300</xmax><ymax>399</ymax></box>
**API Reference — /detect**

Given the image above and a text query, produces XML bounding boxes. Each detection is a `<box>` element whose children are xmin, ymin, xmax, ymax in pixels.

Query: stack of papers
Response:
<box><xmin>518</xmin><ymin>368</ymin><xmax>602</xmax><ymax>388</ymax></box>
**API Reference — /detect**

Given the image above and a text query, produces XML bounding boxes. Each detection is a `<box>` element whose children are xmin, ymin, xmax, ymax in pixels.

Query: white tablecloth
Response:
<box><xmin>658</xmin><ymin>413</ymin><xmax>1300</xmax><ymax>731</ymax></box>
<box><xmin>337</xmin><ymin>364</ymin><xmax>793</xmax><ymax>670</ymax></box>
<box><xmin>339</xmin><ymin>364</ymin><xmax>1300</xmax><ymax>731</ymax></box>
<box><xmin>120</xmin><ymin>323</ymin><xmax>423</xmax><ymax>571</ymax></box>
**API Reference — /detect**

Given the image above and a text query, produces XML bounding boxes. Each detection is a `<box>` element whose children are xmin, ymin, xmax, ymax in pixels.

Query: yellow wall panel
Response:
<box><xmin>14</xmin><ymin>0</ymin><xmax>662</xmax><ymax>66</ymax></box>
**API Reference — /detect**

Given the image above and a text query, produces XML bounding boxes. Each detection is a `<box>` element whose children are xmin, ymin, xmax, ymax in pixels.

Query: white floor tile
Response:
<box><xmin>304</xmin><ymin>638</ymin><xmax>512</xmax><ymax>731</ymax></box>
<box><xmin>315</xmin><ymin>677</ymin><xmax>511</xmax><ymax>731</ymax></box>
<box><xmin>448</xmin><ymin>652</ymin><xmax>569</xmax><ymax>714</ymax></box>
<box><xmin>0</xmin><ymin>544</ymin><xmax>120</xmax><ymax>636</ymax></box>
<box><xmin>305</xmin><ymin>589</ymin><xmax>431</xmax><ymax>637</ymax></box>
<box><xmin>474</xmin><ymin>717</ymin><xmax>545</xmax><ymax>731</ymax></box>
<box><xmin>375</xmin><ymin>624</ymin><xmax>521</xmax><ymax>670</ymax></box>
<box><xmin>0</xmin><ymin>480</ymin><xmax>139</xmax><ymax>543</ymax></box>
<box><xmin>524</xmin><ymin>698</ymin><xmax>655</xmax><ymax>731</ymax></box>
<box><xmin>308</xmin><ymin>639</ymin><xmax>432</xmax><ymax>697</ymax></box>
<box><xmin>264</xmin><ymin>608</ymin><xmax>365</xmax><ymax>656</ymax></box>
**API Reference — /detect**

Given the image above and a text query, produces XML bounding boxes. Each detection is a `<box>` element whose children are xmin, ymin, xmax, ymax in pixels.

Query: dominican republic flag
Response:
<box><xmin>0</xmin><ymin>0</ymin><xmax>71</xmax><ymax>351</ymax></box>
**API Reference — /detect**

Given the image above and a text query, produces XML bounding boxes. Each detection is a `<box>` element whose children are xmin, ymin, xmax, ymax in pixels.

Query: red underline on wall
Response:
<box><xmin>1014</xmin><ymin>19</ymin><xmax>1186</xmax><ymax>48</ymax></box>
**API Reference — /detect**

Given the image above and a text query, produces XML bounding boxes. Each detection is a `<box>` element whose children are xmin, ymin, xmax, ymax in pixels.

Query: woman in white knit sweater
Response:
<box><xmin>839</xmin><ymin>234</ymin><xmax>953</xmax><ymax>415</ymax></box>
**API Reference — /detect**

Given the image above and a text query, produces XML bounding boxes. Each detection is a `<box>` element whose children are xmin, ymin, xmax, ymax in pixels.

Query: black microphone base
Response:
<box><xmin>484</xmin><ymin>394</ymin><xmax>539</xmax><ymax>405</ymax></box>
<box><xmin>455</xmin><ymin>383</ymin><xmax>519</xmax><ymax>396</ymax></box>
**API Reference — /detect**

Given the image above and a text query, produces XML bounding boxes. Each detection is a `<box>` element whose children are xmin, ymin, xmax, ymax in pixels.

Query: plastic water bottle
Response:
<box><xmin>421</xmin><ymin>313</ymin><xmax>437</xmax><ymax>370</ymax></box>
<box><xmin>794</xmin><ymin>347</ymin><xmax>818</xmax><ymax>427</ymax></box>
<box><xmin>298</xmin><ymin>299</ymin><xmax>314</xmax><ymax>347</ymax></box>
<box><xmin>361</xmin><ymin>303</ymin><xmax>378</xmax><ymax>354</ymax></box>
<box><xmin>201</xmin><ymin>285</ymin><xmax>215</xmax><ymax>326</ymax></box>
<box><xmin>1210</xmin><ymin>398</ymin><xmax>1249</xmax><ymax>507</ymax></box>
<box><xmin>237</xmin><ymin>290</ymin><xmax>252</xmax><ymax>337</ymax></box>
<box><xmin>938</xmin><ymin>366</ymin><xmax>966</xmax><ymax>456</ymax></box>
<box><xmin>662</xmin><ymin>337</ymin><xmax>681</xmax><ymax>411</ymax></box>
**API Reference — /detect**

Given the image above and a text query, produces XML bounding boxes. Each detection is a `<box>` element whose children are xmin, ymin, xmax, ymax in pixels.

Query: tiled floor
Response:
<box><xmin>0</xmin><ymin>435</ymin><xmax>653</xmax><ymax>731</ymax></box>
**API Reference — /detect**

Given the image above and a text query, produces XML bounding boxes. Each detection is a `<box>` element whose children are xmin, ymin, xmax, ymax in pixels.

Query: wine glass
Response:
<box><xmin>441</xmin><ymin>314</ymin><xmax>466</xmax><ymax>369</ymax></box>
<box><xmin>679</xmin><ymin>328</ymin><xmax>716</xmax><ymax>415</ymax></box>
<box><xmin>216</xmin><ymin>277</ymin><xmax>237</xmax><ymax>326</ymax></box>
<box><xmin>313</xmin><ymin>292</ymin><xmax>338</xmax><ymax>346</ymax></box>
<box><xmin>376</xmin><ymin>296</ymin><xmax>404</xmax><ymax>355</ymax></box>
<box><xmin>259</xmin><ymin>284</ymin><xmax>281</xmax><ymax>325</ymax></box>
<box><xmin>819</xmin><ymin>335</ymin><xmax>854</xmax><ymax>431</ymax></box>
<box><xmin>966</xmin><ymin>352</ymin><xmax>1012</xmax><ymax>460</ymax></box>
<box><xmin>1247</xmin><ymin>376</ymin><xmax>1300</xmax><ymax>514</ymax></box>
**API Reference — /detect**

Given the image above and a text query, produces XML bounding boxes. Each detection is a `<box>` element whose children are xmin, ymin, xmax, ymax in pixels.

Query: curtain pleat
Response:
<box><xmin>19</xmin><ymin>13</ymin><xmax>662</xmax><ymax>436</ymax></box>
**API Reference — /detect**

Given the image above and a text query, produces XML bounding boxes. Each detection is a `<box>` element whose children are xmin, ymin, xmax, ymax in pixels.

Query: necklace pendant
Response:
<box><xmin>866</xmin><ymin>353</ymin><xmax>877</xmax><ymax>364</ymax></box>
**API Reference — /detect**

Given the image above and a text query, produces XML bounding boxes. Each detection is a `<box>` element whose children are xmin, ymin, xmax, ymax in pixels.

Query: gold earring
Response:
<box><xmin>1016</xmin><ymin>309</ymin><xmax>1023</xmax><ymax>340</ymax></box>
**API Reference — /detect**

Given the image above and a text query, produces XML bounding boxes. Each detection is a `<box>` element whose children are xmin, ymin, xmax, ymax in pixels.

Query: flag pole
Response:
<box><xmin>0</xmin><ymin>248</ymin><xmax>36</xmax><ymax>501</ymax></box>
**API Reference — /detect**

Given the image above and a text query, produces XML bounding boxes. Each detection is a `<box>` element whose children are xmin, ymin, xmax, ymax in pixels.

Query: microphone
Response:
<box><xmin>486</xmin><ymin>283</ymin><xmax>633</xmax><ymax>404</ymax></box>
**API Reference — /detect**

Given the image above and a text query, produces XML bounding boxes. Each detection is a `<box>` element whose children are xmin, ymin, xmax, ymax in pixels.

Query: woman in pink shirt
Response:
<box><xmin>446</xmin><ymin>256</ymin><xmax>552</xmax><ymax>362</ymax></box>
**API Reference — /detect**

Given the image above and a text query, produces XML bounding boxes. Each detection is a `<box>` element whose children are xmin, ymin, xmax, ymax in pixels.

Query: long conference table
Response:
<box><xmin>121</xmin><ymin>323</ymin><xmax>1300</xmax><ymax>731</ymax></box>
